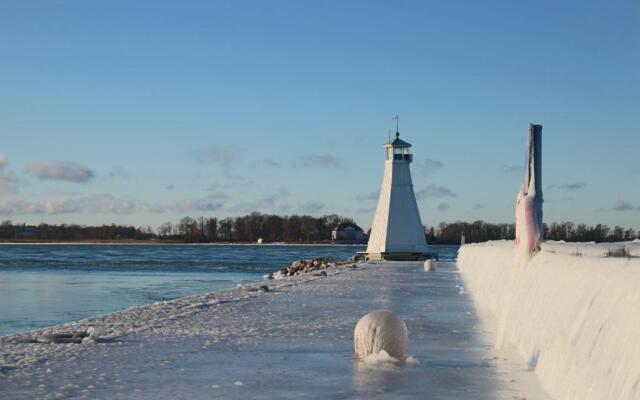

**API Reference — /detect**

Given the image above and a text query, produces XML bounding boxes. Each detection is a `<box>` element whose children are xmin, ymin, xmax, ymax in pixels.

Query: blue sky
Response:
<box><xmin>0</xmin><ymin>0</ymin><xmax>638</xmax><ymax>231</ymax></box>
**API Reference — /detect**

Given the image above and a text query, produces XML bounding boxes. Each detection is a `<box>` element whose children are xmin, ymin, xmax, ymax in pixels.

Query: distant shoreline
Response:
<box><xmin>0</xmin><ymin>239</ymin><xmax>367</xmax><ymax>246</ymax></box>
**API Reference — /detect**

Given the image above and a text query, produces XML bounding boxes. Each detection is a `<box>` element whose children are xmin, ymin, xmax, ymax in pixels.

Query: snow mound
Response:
<box><xmin>354</xmin><ymin>310</ymin><xmax>408</xmax><ymax>360</ymax></box>
<box><xmin>458</xmin><ymin>241</ymin><xmax>640</xmax><ymax>400</ymax></box>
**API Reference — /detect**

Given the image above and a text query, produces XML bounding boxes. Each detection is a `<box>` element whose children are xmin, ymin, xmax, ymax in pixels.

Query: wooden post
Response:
<box><xmin>528</xmin><ymin>124</ymin><xmax>543</xmax><ymax>239</ymax></box>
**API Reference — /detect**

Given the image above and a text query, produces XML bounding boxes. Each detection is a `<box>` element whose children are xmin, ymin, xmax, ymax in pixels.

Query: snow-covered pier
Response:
<box><xmin>459</xmin><ymin>240</ymin><xmax>640</xmax><ymax>400</ymax></box>
<box><xmin>1</xmin><ymin>261</ymin><xmax>549</xmax><ymax>399</ymax></box>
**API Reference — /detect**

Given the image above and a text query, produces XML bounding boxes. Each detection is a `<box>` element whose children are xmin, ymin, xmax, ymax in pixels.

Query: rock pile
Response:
<box><xmin>271</xmin><ymin>258</ymin><xmax>355</xmax><ymax>279</ymax></box>
<box><xmin>34</xmin><ymin>327</ymin><xmax>99</xmax><ymax>344</ymax></box>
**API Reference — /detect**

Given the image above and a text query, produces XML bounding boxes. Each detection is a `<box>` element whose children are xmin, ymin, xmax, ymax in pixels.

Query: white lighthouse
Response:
<box><xmin>366</xmin><ymin>125</ymin><xmax>429</xmax><ymax>261</ymax></box>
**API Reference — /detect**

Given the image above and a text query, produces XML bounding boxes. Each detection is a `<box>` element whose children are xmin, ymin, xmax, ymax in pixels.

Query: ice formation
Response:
<box><xmin>458</xmin><ymin>241</ymin><xmax>640</xmax><ymax>400</ymax></box>
<box><xmin>423</xmin><ymin>259</ymin><xmax>437</xmax><ymax>272</ymax></box>
<box><xmin>1</xmin><ymin>260</ymin><xmax>549</xmax><ymax>399</ymax></box>
<box><xmin>354</xmin><ymin>310</ymin><xmax>408</xmax><ymax>361</ymax></box>
<box><xmin>515</xmin><ymin>124</ymin><xmax>543</xmax><ymax>261</ymax></box>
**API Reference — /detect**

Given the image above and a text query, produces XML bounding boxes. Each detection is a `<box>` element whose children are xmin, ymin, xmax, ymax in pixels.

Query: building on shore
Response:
<box><xmin>365</xmin><ymin>128</ymin><xmax>429</xmax><ymax>261</ymax></box>
<box><xmin>331</xmin><ymin>223</ymin><xmax>365</xmax><ymax>242</ymax></box>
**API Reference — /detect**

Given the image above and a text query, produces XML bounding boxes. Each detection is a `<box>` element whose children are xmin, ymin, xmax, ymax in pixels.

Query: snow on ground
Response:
<box><xmin>458</xmin><ymin>241</ymin><xmax>640</xmax><ymax>400</ymax></box>
<box><xmin>541</xmin><ymin>239</ymin><xmax>640</xmax><ymax>258</ymax></box>
<box><xmin>1</xmin><ymin>261</ymin><xmax>549</xmax><ymax>399</ymax></box>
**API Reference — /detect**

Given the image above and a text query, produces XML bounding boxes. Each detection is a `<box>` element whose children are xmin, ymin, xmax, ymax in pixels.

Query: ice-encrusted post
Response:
<box><xmin>515</xmin><ymin>124</ymin><xmax>543</xmax><ymax>260</ymax></box>
<box><xmin>527</xmin><ymin>124</ymin><xmax>543</xmax><ymax>229</ymax></box>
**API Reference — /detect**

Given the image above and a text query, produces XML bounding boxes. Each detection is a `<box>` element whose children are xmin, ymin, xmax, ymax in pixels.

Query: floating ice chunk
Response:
<box><xmin>354</xmin><ymin>310</ymin><xmax>408</xmax><ymax>360</ymax></box>
<box><xmin>233</xmin><ymin>381</ymin><xmax>243</xmax><ymax>386</ymax></box>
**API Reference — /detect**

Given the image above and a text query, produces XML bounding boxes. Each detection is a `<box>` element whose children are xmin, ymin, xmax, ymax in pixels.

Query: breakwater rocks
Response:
<box><xmin>268</xmin><ymin>257</ymin><xmax>358</xmax><ymax>279</ymax></box>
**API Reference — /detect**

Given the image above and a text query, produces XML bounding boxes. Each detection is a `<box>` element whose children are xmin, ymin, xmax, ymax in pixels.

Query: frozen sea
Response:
<box><xmin>0</xmin><ymin>244</ymin><xmax>458</xmax><ymax>337</ymax></box>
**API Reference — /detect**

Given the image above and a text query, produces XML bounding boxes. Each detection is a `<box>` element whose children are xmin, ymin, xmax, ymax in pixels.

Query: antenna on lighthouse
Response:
<box><xmin>392</xmin><ymin>115</ymin><xmax>400</xmax><ymax>137</ymax></box>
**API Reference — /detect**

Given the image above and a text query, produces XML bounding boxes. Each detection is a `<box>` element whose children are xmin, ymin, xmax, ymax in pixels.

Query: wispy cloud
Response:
<box><xmin>355</xmin><ymin>191</ymin><xmax>379</xmax><ymax>202</ymax></box>
<box><xmin>254</xmin><ymin>158</ymin><xmax>280</xmax><ymax>168</ymax></box>
<box><xmin>0</xmin><ymin>150</ymin><xmax>7</xmax><ymax>169</ymax></box>
<box><xmin>89</xmin><ymin>195</ymin><xmax>137</xmax><ymax>214</ymax></box>
<box><xmin>415</xmin><ymin>184</ymin><xmax>457</xmax><ymax>200</ymax></box>
<box><xmin>414</xmin><ymin>158</ymin><xmax>444</xmax><ymax>175</ymax></box>
<box><xmin>437</xmin><ymin>202</ymin><xmax>450</xmax><ymax>212</ymax></box>
<box><xmin>0</xmin><ymin>171</ymin><xmax>20</xmax><ymax>194</ymax></box>
<box><xmin>148</xmin><ymin>193</ymin><xmax>228</xmax><ymax>214</ymax></box>
<box><xmin>296</xmin><ymin>154</ymin><xmax>341</xmax><ymax>168</ymax></box>
<box><xmin>0</xmin><ymin>199</ymin><xmax>44</xmax><ymax>215</ymax></box>
<box><xmin>164</xmin><ymin>197</ymin><xmax>224</xmax><ymax>213</ymax></box>
<box><xmin>196</xmin><ymin>146</ymin><xmax>234</xmax><ymax>169</ymax></box>
<box><xmin>25</xmin><ymin>161</ymin><xmax>94</xmax><ymax>183</ymax></box>
<box><xmin>503</xmin><ymin>164</ymin><xmax>523</xmax><ymax>175</ymax></box>
<box><xmin>355</xmin><ymin>206</ymin><xmax>376</xmax><ymax>214</ymax></box>
<box><xmin>228</xmin><ymin>189</ymin><xmax>290</xmax><ymax>213</ymax></box>
<box><xmin>108</xmin><ymin>166</ymin><xmax>132</xmax><ymax>181</ymax></box>
<box><xmin>612</xmin><ymin>201</ymin><xmax>639</xmax><ymax>212</ymax></box>
<box><xmin>206</xmin><ymin>177</ymin><xmax>255</xmax><ymax>192</ymax></box>
<box><xmin>42</xmin><ymin>198</ymin><xmax>85</xmax><ymax>214</ymax></box>
<box><xmin>297</xmin><ymin>201</ymin><xmax>325</xmax><ymax>214</ymax></box>
<box><xmin>473</xmin><ymin>203</ymin><xmax>483</xmax><ymax>209</ymax></box>
<box><xmin>0</xmin><ymin>194</ymin><xmax>137</xmax><ymax>216</ymax></box>
<box><xmin>559</xmin><ymin>182</ymin><xmax>586</xmax><ymax>190</ymax></box>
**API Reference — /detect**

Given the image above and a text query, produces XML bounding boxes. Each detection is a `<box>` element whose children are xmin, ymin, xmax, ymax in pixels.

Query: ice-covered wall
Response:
<box><xmin>458</xmin><ymin>241</ymin><xmax>640</xmax><ymax>400</ymax></box>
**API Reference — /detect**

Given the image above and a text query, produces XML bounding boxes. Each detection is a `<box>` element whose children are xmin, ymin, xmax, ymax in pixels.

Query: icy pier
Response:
<box><xmin>1</xmin><ymin>262</ymin><xmax>548</xmax><ymax>399</ymax></box>
<box><xmin>459</xmin><ymin>241</ymin><xmax>640</xmax><ymax>400</ymax></box>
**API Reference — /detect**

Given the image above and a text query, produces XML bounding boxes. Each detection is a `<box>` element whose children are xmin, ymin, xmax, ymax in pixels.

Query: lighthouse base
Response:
<box><xmin>365</xmin><ymin>252</ymin><xmax>430</xmax><ymax>262</ymax></box>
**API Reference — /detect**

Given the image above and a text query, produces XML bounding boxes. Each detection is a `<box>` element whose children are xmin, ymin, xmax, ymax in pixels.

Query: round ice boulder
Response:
<box><xmin>354</xmin><ymin>310</ymin><xmax>408</xmax><ymax>360</ymax></box>
<box><xmin>423</xmin><ymin>259</ymin><xmax>437</xmax><ymax>272</ymax></box>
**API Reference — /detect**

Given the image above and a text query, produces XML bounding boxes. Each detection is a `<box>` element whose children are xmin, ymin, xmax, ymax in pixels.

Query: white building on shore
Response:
<box><xmin>331</xmin><ymin>223</ymin><xmax>365</xmax><ymax>242</ymax></box>
<box><xmin>366</xmin><ymin>129</ymin><xmax>429</xmax><ymax>261</ymax></box>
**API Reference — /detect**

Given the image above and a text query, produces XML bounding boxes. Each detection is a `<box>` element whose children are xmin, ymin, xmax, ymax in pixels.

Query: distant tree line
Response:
<box><xmin>0</xmin><ymin>213</ymin><xmax>359</xmax><ymax>243</ymax></box>
<box><xmin>0</xmin><ymin>220</ymin><xmax>154</xmax><ymax>241</ymax></box>
<box><xmin>427</xmin><ymin>221</ymin><xmax>638</xmax><ymax>245</ymax></box>
<box><xmin>156</xmin><ymin>213</ymin><xmax>358</xmax><ymax>242</ymax></box>
<box><xmin>1</xmin><ymin>217</ymin><xmax>636</xmax><ymax>244</ymax></box>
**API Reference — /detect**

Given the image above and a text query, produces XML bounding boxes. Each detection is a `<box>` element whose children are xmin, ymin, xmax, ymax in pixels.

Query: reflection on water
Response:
<box><xmin>353</xmin><ymin>360</ymin><xmax>409</xmax><ymax>395</ymax></box>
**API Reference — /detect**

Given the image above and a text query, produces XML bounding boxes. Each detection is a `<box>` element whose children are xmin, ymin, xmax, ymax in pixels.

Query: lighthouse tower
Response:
<box><xmin>366</xmin><ymin>126</ymin><xmax>429</xmax><ymax>261</ymax></box>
